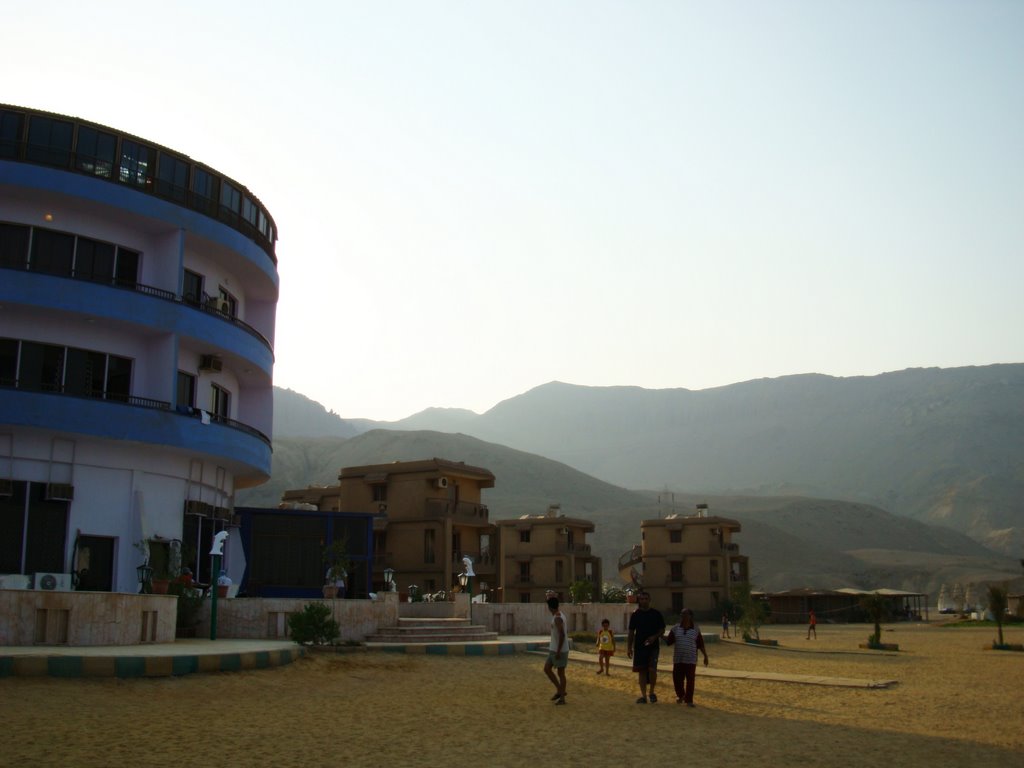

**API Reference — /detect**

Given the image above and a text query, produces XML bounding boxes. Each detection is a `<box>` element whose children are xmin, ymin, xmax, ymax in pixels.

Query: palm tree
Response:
<box><xmin>987</xmin><ymin>584</ymin><xmax>1009</xmax><ymax>647</ymax></box>
<box><xmin>860</xmin><ymin>592</ymin><xmax>890</xmax><ymax>646</ymax></box>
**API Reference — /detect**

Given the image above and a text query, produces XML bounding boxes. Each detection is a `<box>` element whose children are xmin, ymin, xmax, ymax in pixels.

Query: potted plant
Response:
<box><xmin>322</xmin><ymin>536</ymin><xmax>350</xmax><ymax>599</ymax></box>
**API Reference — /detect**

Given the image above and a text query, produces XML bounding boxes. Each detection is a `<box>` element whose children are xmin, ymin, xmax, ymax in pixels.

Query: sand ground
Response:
<box><xmin>1</xmin><ymin>623</ymin><xmax>1021</xmax><ymax>768</ymax></box>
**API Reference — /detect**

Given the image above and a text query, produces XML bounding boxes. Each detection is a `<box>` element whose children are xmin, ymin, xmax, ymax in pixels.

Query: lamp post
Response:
<box><xmin>209</xmin><ymin>531</ymin><xmax>229</xmax><ymax>640</ymax></box>
<box><xmin>383</xmin><ymin>567</ymin><xmax>395</xmax><ymax>593</ymax></box>
<box><xmin>136</xmin><ymin>562</ymin><xmax>153</xmax><ymax>594</ymax></box>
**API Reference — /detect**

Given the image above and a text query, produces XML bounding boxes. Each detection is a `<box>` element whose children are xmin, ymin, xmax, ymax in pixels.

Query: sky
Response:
<box><xmin>5</xmin><ymin>1</ymin><xmax>1022</xmax><ymax>421</ymax></box>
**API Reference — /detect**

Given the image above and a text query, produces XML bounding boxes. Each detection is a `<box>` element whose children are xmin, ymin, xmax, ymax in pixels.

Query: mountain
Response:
<box><xmin>370</xmin><ymin>365</ymin><xmax>1024</xmax><ymax>556</ymax></box>
<box><xmin>236</xmin><ymin>429</ymin><xmax>1023</xmax><ymax>596</ymax></box>
<box><xmin>272</xmin><ymin>388</ymin><xmax>361</xmax><ymax>439</ymax></box>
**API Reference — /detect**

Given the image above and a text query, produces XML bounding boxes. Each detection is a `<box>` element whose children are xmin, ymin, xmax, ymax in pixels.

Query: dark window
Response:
<box><xmin>710</xmin><ymin>559</ymin><xmax>719</xmax><ymax>583</ymax></box>
<box><xmin>372</xmin><ymin>485</ymin><xmax>387</xmax><ymax>502</ymax></box>
<box><xmin>183</xmin><ymin>270</ymin><xmax>203</xmax><ymax>304</ymax></box>
<box><xmin>30</xmin><ymin>229</ymin><xmax>75</xmax><ymax>276</ymax></box>
<box><xmin>555</xmin><ymin>559</ymin><xmax>564</xmax><ymax>583</ymax></box>
<box><xmin>0</xmin><ymin>481</ymin><xmax>28</xmax><ymax>572</ymax></box>
<box><xmin>64</xmin><ymin>348</ymin><xmax>107</xmax><ymax>397</ymax></box>
<box><xmin>0</xmin><ymin>338</ymin><xmax>17</xmax><ymax>386</ymax></box>
<box><xmin>24</xmin><ymin>483</ymin><xmax>69</xmax><ymax>574</ymax></box>
<box><xmin>520</xmin><ymin>592</ymin><xmax>531</xmax><ymax>603</ymax></box>
<box><xmin>424</xmin><ymin>529</ymin><xmax>435</xmax><ymax>564</ymax></box>
<box><xmin>106</xmin><ymin>355</ymin><xmax>131</xmax><ymax>401</ymax></box>
<box><xmin>176</xmin><ymin>371</ymin><xmax>196</xmax><ymax>410</ymax></box>
<box><xmin>0</xmin><ymin>110</ymin><xmax>24</xmax><ymax>159</ymax></box>
<box><xmin>519</xmin><ymin>530</ymin><xmax>530</xmax><ymax>543</ymax></box>
<box><xmin>119</xmin><ymin>139</ymin><xmax>154</xmax><ymax>188</ymax></box>
<box><xmin>192</xmin><ymin>168</ymin><xmax>218</xmax><ymax>215</ymax></box>
<box><xmin>26</xmin><ymin>116</ymin><xmax>73</xmax><ymax>167</ymax></box>
<box><xmin>74</xmin><ymin>237</ymin><xmax>115</xmax><ymax>282</ymax></box>
<box><xmin>671</xmin><ymin>592</ymin><xmax>684</xmax><ymax>613</ymax></box>
<box><xmin>669</xmin><ymin>529</ymin><xmax>682</xmax><ymax>543</ymax></box>
<box><xmin>114</xmin><ymin>248</ymin><xmax>139</xmax><ymax>286</ymax></box>
<box><xmin>75</xmin><ymin>126</ymin><xmax>116</xmax><ymax>178</ymax></box>
<box><xmin>156</xmin><ymin>153</ymin><xmax>189</xmax><ymax>202</ymax></box>
<box><xmin>218</xmin><ymin>288</ymin><xmax>238</xmax><ymax>318</ymax></box>
<box><xmin>0</xmin><ymin>222</ymin><xmax>30</xmax><ymax>269</ymax></box>
<box><xmin>670</xmin><ymin>561</ymin><xmax>683</xmax><ymax>582</ymax></box>
<box><xmin>219</xmin><ymin>180</ymin><xmax>241</xmax><ymax>222</ymax></box>
<box><xmin>19</xmin><ymin>341</ymin><xmax>65</xmax><ymax>392</ymax></box>
<box><xmin>211</xmin><ymin>383</ymin><xmax>230</xmax><ymax>418</ymax></box>
<box><xmin>242</xmin><ymin>196</ymin><xmax>258</xmax><ymax>227</ymax></box>
<box><xmin>518</xmin><ymin>561</ymin><xmax>530</xmax><ymax>581</ymax></box>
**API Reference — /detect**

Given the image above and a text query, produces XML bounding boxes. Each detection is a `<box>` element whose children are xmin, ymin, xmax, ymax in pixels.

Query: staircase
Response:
<box><xmin>365</xmin><ymin>617</ymin><xmax>499</xmax><ymax>645</ymax></box>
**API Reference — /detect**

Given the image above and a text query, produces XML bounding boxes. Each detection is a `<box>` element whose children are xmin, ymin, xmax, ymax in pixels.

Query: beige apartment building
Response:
<box><xmin>618</xmin><ymin>507</ymin><xmax>749</xmax><ymax>616</ymax></box>
<box><xmin>282</xmin><ymin>458</ymin><xmax>496</xmax><ymax>596</ymax></box>
<box><xmin>495</xmin><ymin>504</ymin><xmax>602</xmax><ymax>604</ymax></box>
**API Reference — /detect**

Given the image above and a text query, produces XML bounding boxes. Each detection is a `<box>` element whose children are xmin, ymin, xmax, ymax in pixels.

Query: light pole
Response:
<box><xmin>209</xmin><ymin>531</ymin><xmax>229</xmax><ymax>640</ymax></box>
<box><xmin>459</xmin><ymin>555</ymin><xmax>476</xmax><ymax>623</ymax></box>
<box><xmin>384</xmin><ymin>567</ymin><xmax>395</xmax><ymax>593</ymax></box>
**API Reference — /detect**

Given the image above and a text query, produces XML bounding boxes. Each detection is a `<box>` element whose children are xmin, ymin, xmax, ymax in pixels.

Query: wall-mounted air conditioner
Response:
<box><xmin>34</xmin><ymin>573</ymin><xmax>73</xmax><ymax>591</ymax></box>
<box><xmin>45</xmin><ymin>483</ymin><xmax>74</xmax><ymax>501</ymax></box>
<box><xmin>435</xmin><ymin>477</ymin><xmax>449</xmax><ymax>489</ymax></box>
<box><xmin>199</xmin><ymin>355</ymin><xmax>223</xmax><ymax>372</ymax></box>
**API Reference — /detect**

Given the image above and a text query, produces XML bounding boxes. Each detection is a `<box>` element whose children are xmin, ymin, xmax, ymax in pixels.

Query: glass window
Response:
<box><xmin>191</xmin><ymin>168</ymin><xmax>218</xmax><ymax>215</ymax></box>
<box><xmin>0</xmin><ymin>110</ymin><xmax>24</xmax><ymax>159</ymax></box>
<box><xmin>182</xmin><ymin>269</ymin><xmax>203</xmax><ymax>304</ymax></box>
<box><xmin>74</xmin><ymin>237</ymin><xmax>115</xmax><ymax>282</ymax></box>
<box><xmin>114</xmin><ymin>248</ymin><xmax>139</xmax><ymax>286</ymax></box>
<box><xmin>64</xmin><ymin>348</ymin><xmax>107</xmax><ymax>398</ymax></box>
<box><xmin>519</xmin><ymin>530</ymin><xmax>530</xmax><ymax>543</ymax></box>
<box><xmin>669</xmin><ymin>529</ymin><xmax>682</xmax><ymax>543</ymax></box>
<box><xmin>26</xmin><ymin>116</ymin><xmax>73</xmax><ymax>167</ymax></box>
<box><xmin>30</xmin><ymin>229</ymin><xmax>75</xmax><ymax>276</ymax></box>
<box><xmin>219</xmin><ymin>180</ymin><xmax>241</xmax><ymax>219</ymax></box>
<box><xmin>156</xmin><ymin>153</ymin><xmax>189</xmax><ymax>202</ymax></box>
<box><xmin>211</xmin><ymin>383</ymin><xmax>230</xmax><ymax>418</ymax></box>
<box><xmin>555</xmin><ymin>559</ymin><xmax>564</xmax><ymax>583</ymax></box>
<box><xmin>0</xmin><ymin>481</ymin><xmax>27</xmax><ymax>572</ymax></box>
<box><xmin>710</xmin><ymin>559</ymin><xmax>719</xmax><ymax>583</ymax></box>
<box><xmin>0</xmin><ymin>338</ymin><xmax>18</xmax><ymax>386</ymax></box>
<box><xmin>18</xmin><ymin>341</ymin><xmax>65</xmax><ymax>392</ymax></box>
<box><xmin>241</xmin><ymin>196</ymin><xmax>258</xmax><ymax>227</ymax></box>
<box><xmin>424</xmin><ymin>529</ymin><xmax>435</xmax><ymax>564</ymax></box>
<box><xmin>0</xmin><ymin>222</ymin><xmax>30</xmax><ymax>269</ymax></box>
<box><xmin>106</xmin><ymin>355</ymin><xmax>132</xmax><ymax>401</ymax></box>
<box><xmin>75</xmin><ymin>126</ymin><xmax>116</xmax><ymax>178</ymax></box>
<box><xmin>119</xmin><ymin>139</ymin><xmax>154</xmax><ymax>188</ymax></box>
<box><xmin>176</xmin><ymin>371</ymin><xmax>196</xmax><ymax>410</ymax></box>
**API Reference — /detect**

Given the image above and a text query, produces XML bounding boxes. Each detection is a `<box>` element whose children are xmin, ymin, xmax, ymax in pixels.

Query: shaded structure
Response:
<box><xmin>765</xmin><ymin>587</ymin><xmax>929</xmax><ymax>624</ymax></box>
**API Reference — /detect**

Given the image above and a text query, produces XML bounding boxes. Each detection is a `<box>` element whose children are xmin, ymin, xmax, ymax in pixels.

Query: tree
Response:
<box><xmin>987</xmin><ymin>584</ymin><xmax>1009</xmax><ymax>647</ymax></box>
<box><xmin>601</xmin><ymin>585</ymin><xmax>627</xmax><ymax>603</ymax></box>
<box><xmin>859</xmin><ymin>593</ymin><xmax>890</xmax><ymax>646</ymax></box>
<box><xmin>287</xmin><ymin>602</ymin><xmax>340</xmax><ymax>645</ymax></box>
<box><xmin>569</xmin><ymin>579</ymin><xmax>594</xmax><ymax>604</ymax></box>
<box><xmin>732</xmin><ymin>582</ymin><xmax>769</xmax><ymax>641</ymax></box>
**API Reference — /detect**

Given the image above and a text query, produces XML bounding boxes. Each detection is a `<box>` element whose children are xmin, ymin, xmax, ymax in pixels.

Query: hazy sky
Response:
<box><xmin>6</xmin><ymin>1</ymin><xmax>1022</xmax><ymax>420</ymax></box>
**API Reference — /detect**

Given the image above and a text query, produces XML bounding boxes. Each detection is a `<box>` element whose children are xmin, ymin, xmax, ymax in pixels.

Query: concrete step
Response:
<box><xmin>396</xmin><ymin>618</ymin><xmax>472</xmax><ymax>629</ymax></box>
<box><xmin>365</xmin><ymin>624</ymin><xmax>500</xmax><ymax>643</ymax></box>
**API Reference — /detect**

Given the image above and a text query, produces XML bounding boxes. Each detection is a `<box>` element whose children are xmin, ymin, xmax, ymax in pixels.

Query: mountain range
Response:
<box><xmin>246</xmin><ymin>364</ymin><xmax>1024</xmax><ymax>597</ymax></box>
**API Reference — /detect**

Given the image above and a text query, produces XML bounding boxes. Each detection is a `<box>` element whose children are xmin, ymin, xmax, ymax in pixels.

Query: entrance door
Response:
<box><xmin>75</xmin><ymin>535</ymin><xmax>114</xmax><ymax>591</ymax></box>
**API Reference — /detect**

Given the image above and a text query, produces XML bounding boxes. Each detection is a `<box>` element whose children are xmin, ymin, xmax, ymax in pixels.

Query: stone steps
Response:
<box><xmin>365</xmin><ymin>618</ymin><xmax>499</xmax><ymax>644</ymax></box>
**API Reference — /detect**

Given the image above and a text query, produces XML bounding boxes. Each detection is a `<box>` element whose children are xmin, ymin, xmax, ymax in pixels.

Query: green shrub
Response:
<box><xmin>288</xmin><ymin>602</ymin><xmax>340</xmax><ymax>645</ymax></box>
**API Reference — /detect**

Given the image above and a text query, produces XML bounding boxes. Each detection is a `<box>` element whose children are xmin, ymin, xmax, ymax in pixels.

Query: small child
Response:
<box><xmin>595</xmin><ymin>619</ymin><xmax>615</xmax><ymax>675</ymax></box>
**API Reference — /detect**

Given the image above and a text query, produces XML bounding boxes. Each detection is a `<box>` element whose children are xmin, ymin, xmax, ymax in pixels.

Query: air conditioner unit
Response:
<box><xmin>435</xmin><ymin>477</ymin><xmax>449</xmax><ymax>489</ymax></box>
<box><xmin>0</xmin><ymin>479</ymin><xmax>12</xmax><ymax>497</ymax></box>
<box><xmin>45</xmin><ymin>483</ymin><xmax>74</xmax><ymax>501</ymax></box>
<box><xmin>199</xmin><ymin>355</ymin><xmax>223</xmax><ymax>372</ymax></box>
<box><xmin>34</xmin><ymin>572</ymin><xmax>73</xmax><ymax>591</ymax></box>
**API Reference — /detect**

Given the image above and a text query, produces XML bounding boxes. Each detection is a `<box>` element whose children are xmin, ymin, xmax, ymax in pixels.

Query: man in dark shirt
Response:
<box><xmin>627</xmin><ymin>591</ymin><xmax>666</xmax><ymax>703</ymax></box>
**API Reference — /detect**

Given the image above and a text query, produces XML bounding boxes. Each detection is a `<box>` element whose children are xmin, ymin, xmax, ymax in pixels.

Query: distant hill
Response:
<box><xmin>237</xmin><ymin>429</ymin><xmax>1023</xmax><ymax>597</ymax></box>
<box><xmin>272</xmin><ymin>388</ymin><xmax>360</xmax><ymax>439</ymax></box>
<box><xmin>360</xmin><ymin>365</ymin><xmax>1024</xmax><ymax>557</ymax></box>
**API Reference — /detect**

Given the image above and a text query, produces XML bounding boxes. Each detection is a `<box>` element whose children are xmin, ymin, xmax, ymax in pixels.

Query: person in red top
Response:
<box><xmin>807</xmin><ymin>609</ymin><xmax>817</xmax><ymax>639</ymax></box>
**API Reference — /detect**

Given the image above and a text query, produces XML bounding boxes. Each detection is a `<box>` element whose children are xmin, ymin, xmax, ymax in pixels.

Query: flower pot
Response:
<box><xmin>151</xmin><ymin>579</ymin><xmax>170</xmax><ymax>594</ymax></box>
<box><xmin>322</xmin><ymin>585</ymin><xmax>339</xmax><ymax>599</ymax></box>
<box><xmin>217</xmin><ymin>584</ymin><xmax>229</xmax><ymax>599</ymax></box>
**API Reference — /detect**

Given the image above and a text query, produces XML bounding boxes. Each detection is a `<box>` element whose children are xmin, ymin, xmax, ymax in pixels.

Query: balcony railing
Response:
<box><xmin>618</xmin><ymin>544</ymin><xmax>643</xmax><ymax>570</ymax></box>
<box><xmin>424</xmin><ymin>499</ymin><xmax>489</xmax><ymax>521</ymax></box>
<box><xmin>555</xmin><ymin>542</ymin><xmax>592</xmax><ymax>555</ymax></box>
<box><xmin>0</xmin><ymin>381</ymin><xmax>270</xmax><ymax>448</ymax></box>
<box><xmin>1</xmin><ymin>261</ymin><xmax>272</xmax><ymax>352</ymax></box>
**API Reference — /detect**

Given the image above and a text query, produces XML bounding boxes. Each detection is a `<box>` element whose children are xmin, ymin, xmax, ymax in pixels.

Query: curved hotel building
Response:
<box><xmin>0</xmin><ymin>104</ymin><xmax>278</xmax><ymax>593</ymax></box>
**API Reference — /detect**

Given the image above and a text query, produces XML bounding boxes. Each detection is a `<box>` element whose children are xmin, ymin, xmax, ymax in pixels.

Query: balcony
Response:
<box><xmin>423</xmin><ymin>499</ymin><xmax>490</xmax><ymax>524</ymax></box>
<box><xmin>618</xmin><ymin>544</ymin><xmax>643</xmax><ymax>571</ymax></box>
<box><xmin>555</xmin><ymin>542</ymin><xmax>592</xmax><ymax>555</ymax></box>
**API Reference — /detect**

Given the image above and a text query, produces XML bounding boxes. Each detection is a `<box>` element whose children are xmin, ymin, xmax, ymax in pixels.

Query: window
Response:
<box><xmin>710</xmin><ymin>559</ymin><xmax>719</xmax><ymax>583</ymax></box>
<box><xmin>451</xmin><ymin>531</ymin><xmax>461</xmax><ymax>559</ymax></box>
<box><xmin>555</xmin><ymin>559</ymin><xmax>564</xmax><ymax>584</ymax></box>
<box><xmin>0</xmin><ymin>338</ymin><xmax>17</xmax><ymax>385</ymax></box>
<box><xmin>26</xmin><ymin>116</ymin><xmax>73</xmax><ymax>167</ymax></box>
<box><xmin>64</xmin><ymin>348</ymin><xmax>107</xmax><ymax>397</ymax></box>
<box><xmin>192</xmin><ymin>168</ymin><xmax>218</xmax><ymax>215</ymax></box>
<box><xmin>211</xmin><ymin>384</ymin><xmax>230</xmax><ymax>418</ymax></box>
<box><xmin>0</xmin><ymin>481</ymin><xmax>69</xmax><ymax>574</ymax></box>
<box><xmin>74</xmin><ymin>237</ymin><xmax>116</xmax><ymax>282</ymax></box>
<box><xmin>219</xmin><ymin>180</ymin><xmax>241</xmax><ymax>220</ymax></box>
<box><xmin>0</xmin><ymin>110</ymin><xmax>24</xmax><ymax>158</ymax></box>
<box><xmin>520</xmin><ymin>592</ymin><xmax>531</xmax><ymax>603</ymax></box>
<box><xmin>30</xmin><ymin>229</ymin><xmax>75</xmax><ymax>276</ymax></box>
<box><xmin>119</xmin><ymin>139</ymin><xmax>154</xmax><ymax>188</ymax></box>
<box><xmin>183</xmin><ymin>270</ymin><xmax>203</xmax><ymax>304</ymax></box>
<box><xmin>518</xmin><ymin>561</ymin><xmax>530</xmax><ymax>582</ymax></box>
<box><xmin>242</xmin><ymin>196</ymin><xmax>258</xmax><ymax>227</ymax></box>
<box><xmin>711</xmin><ymin>591</ymin><xmax>720</xmax><ymax>606</ymax></box>
<box><xmin>106</xmin><ymin>355</ymin><xmax>131</xmax><ymax>401</ymax></box>
<box><xmin>156</xmin><ymin>153</ymin><xmax>189</xmax><ymax>202</ymax></box>
<box><xmin>424</xmin><ymin>529</ymin><xmax>435</xmax><ymax>564</ymax></box>
<box><xmin>372</xmin><ymin>485</ymin><xmax>387</xmax><ymax>502</ymax></box>
<box><xmin>75</xmin><ymin>126</ymin><xmax>116</xmax><ymax>178</ymax></box>
<box><xmin>670</xmin><ymin>561</ymin><xmax>683</xmax><ymax>583</ymax></box>
<box><xmin>671</xmin><ymin>592</ymin><xmax>684</xmax><ymax>613</ymax></box>
<box><xmin>18</xmin><ymin>341</ymin><xmax>65</xmax><ymax>392</ymax></box>
<box><xmin>218</xmin><ymin>287</ymin><xmax>238</xmax><ymax>318</ymax></box>
<box><xmin>176</xmin><ymin>371</ymin><xmax>196</xmax><ymax>410</ymax></box>
<box><xmin>114</xmin><ymin>248</ymin><xmax>139</xmax><ymax>286</ymax></box>
<box><xmin>669</xmin><ymin>529</ymin><xmax>682</xmax><ymax>543</ymax></box>
<box><xmin>0</xmin><ymin>223</ymin><xmax>29</xmax><ymax>269</ymax></box>
<box><xmin>519</xmin><ymin>529</ymin><xmax>530</xmax><ymax>543</ymax></box>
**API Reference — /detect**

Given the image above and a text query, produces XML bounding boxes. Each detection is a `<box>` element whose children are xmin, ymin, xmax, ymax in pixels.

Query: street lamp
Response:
<box><xmin>384</xmin><ymin>567</ymin><xmax>395</xmax><ymax>592</ymax></box>
<box><xmin>136</xmin><ymin>562</ymin><xmax>153</xmax><ymax>594</ymax></box>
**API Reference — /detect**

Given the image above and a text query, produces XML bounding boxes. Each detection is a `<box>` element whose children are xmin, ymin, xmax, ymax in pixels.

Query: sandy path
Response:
<box><xmin>1</xmin><ymin>623</ymin><xmax>1020</xmax><ymax>767</ymax></box>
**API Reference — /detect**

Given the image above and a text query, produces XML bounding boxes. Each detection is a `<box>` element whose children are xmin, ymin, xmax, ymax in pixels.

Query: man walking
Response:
<box><xmin>544</xmin><ymin>596</ymin><xmax>568</xmax><ymax>704</ymax></box>
<box><xmin>626</xmin><ymin>591</ymin><xmax>666</xmax><ymax>703</ymax></box>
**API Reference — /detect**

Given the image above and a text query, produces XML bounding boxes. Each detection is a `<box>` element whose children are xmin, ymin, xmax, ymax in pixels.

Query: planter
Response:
<box><xmin>151</xmin><ymin>579</ymin><xmax>170</xmax><ymax>594</ymax></box>
<box><xmin>217</xmin><ymin>584</ymin><xmax>229</xmax><ymax>599</ymax></box>
<box><xmin>859</xmin><ymin>642</ymin><xmax>899</xmax><ymax>651</ymax></box>
<box><xmin>988</xmin><ymin>643</ymin><xmax>1024</xmax><ymax>652</ymax></box>
<box><xmin>322</xmin><ymin>585</ymin><xmax>339</xmax><ymax>599</ymax></box>
<box><xmin>743</xmin><ymin>638</ymin><xmax>779</xmax><ymax>647</ymax></box>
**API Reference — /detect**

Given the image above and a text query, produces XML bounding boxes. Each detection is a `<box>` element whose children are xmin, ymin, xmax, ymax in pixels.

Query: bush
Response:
<box><xmin>288</xmin><ymin>602</ymin><xmax>340</xmax><ymax>645</ymax></box>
